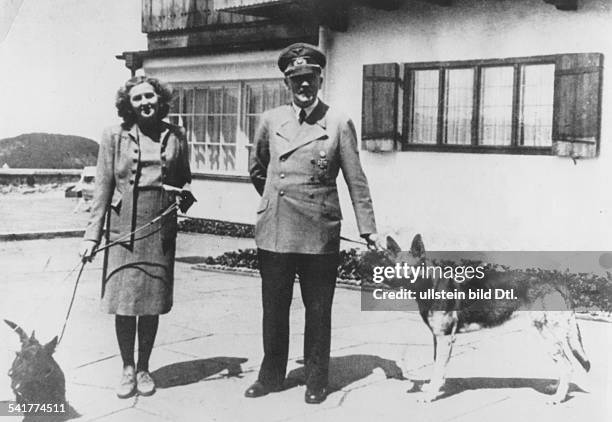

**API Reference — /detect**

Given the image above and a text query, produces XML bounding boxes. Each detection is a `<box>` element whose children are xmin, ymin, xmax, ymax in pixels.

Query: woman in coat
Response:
<box><xmin>79</xmin><ymin>76</ymin><xmax>192</xmax><ymax>398</ymax></box>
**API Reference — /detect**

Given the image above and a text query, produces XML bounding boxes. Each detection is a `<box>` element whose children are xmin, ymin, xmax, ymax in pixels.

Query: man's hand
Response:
<box><xmin>361</xmin><ymin>233</ymin><xmax>383</xmax><ymax>251</ymax></box>
<box><xmin>79</xmin><ymin>240</ymin><xmax>98</xmax><ymax>263</ymax></box>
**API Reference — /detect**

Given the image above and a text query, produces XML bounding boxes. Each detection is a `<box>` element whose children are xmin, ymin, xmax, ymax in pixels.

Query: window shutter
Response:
<box><xmin>361</xmin><ymin>63</ymin><xmax>400</xmax><ymax>152</ymax></box>
<box><xmin>552</xmin><ymin>53</ymin><xmax>603</xmax><ymax>158</ymax></box>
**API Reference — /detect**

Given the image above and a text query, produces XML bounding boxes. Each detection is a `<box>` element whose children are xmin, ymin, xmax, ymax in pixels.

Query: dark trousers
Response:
<box><xmin>257</xmin><ymin>249</ymin><xmax>339</xmax><ymax>390</ymax></box>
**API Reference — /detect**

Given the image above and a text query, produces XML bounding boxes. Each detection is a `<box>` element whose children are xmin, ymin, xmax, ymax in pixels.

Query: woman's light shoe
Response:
<box><xmin>136</xmin><ymin>371</ymin><xmax>156</xmax><ymax>396</ymax></box>
<box><xmin>116</xmin><ymin>366</ymin><xmax>136</xmax><ymax>399</ymax></box>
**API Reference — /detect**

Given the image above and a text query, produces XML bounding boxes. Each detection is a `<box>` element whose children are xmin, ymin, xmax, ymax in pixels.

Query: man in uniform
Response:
<box><xmin>246</xmin><ymin>43</ymin><xmax>379</xmax><ymax>404</ymax></box>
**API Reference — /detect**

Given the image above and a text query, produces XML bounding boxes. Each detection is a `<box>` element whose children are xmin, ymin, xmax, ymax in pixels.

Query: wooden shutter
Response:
<box><xmin>361</xmin><ymin>63</ymin><xmax>400</xmax><ymax>152</ymax></box>
<box><xmin>552</xmin><ymin>53</ymin><xmax>603</xmax><ymax>158</ymax></box>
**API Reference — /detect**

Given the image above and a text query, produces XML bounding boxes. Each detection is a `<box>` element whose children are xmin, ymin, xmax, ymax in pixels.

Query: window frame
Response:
<box><xmin>168</xmin><ymin>78</ymin><xmax>289</xmax><ymax>179</ymax></box>
<box><xmin>401</xmin><ymin>55</ymin><xmax>558</xmax><ymax>155</ymax></box>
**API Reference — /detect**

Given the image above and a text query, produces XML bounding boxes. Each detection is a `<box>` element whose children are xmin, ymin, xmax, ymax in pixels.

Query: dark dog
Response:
<box><xmin>5</xmin><ymin>320</ymin><xmax>68</xmax><ymax>421</ymax></box>
<box><xmin>382</xmin><ymin>235</ymin><xmax>590</xmax><ymax>404</ymax></box>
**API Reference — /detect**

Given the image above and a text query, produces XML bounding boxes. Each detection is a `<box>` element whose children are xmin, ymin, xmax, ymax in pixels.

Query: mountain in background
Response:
<box><xmin>0</xmin><ymin>133</ymin><xmax>98</xmax><ymax>169</ymax></box>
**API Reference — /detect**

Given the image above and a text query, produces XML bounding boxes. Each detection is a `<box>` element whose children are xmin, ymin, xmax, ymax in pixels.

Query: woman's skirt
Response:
<box><xmin>101</xmin><ymin>188</ymin><xmax>177</xmax><ymax>316</ymax></box>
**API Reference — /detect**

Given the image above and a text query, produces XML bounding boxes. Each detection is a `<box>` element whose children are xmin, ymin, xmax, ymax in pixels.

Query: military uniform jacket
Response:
<box><xmin>84</xmin><ymin>122</ymin><xmax>191</xmax><ymax>244</ymax></box>
<box><xmin>249</xmin><ymin>101</ymin><xmax>377</xmax><ymax>254</ymax></box>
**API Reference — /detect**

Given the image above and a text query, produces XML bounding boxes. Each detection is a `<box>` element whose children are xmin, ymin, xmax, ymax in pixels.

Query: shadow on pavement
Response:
<box><xmin>152</xmin><ymin>357</ymin><xmax>248</xmax><ymax>389</ymax></box>
<box><xmin>406</xmin><ymin>377</ymin><xmax>586</xmax><ymax>401</ymax></box>
<box><xmin>286</xmin><ymin>354</ymin><xmax>403</xmax><ymax>392</ymax></box>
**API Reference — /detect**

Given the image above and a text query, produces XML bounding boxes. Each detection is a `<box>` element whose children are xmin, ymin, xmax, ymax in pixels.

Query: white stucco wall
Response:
<box><xmin>144</xmin><ymin>0</ymin><xmax>612</xmax><ymax>250</ymax></box>
<box><xmin>325</xmin><ymin>0</ymin><xmax>612</xmax><ymax>250</ymax></box>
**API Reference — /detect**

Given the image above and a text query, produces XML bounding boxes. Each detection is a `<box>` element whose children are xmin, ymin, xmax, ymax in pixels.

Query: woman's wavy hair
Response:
<box><xmin>116</xmin><ymin>76</ymin><xmax>174</xmax><ymax>129</ymax></box>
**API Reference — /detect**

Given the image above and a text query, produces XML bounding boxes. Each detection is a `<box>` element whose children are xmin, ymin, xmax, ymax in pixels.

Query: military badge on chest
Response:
<box><xmin>316</xmin><ymin>150</ymin><xmax>329</xmax><ymax>170</ymax></box>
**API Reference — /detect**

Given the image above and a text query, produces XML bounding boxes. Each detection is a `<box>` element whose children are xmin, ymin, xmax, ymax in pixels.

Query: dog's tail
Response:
<box><xmin>4</xmin><ymin>319</ymin><xmax>28</xmax><ymax>343</ymax></box>
<box><xmin>567</xmin><ymin>317</ymin><xmax>590</xmax><ymax>372</ymax></box>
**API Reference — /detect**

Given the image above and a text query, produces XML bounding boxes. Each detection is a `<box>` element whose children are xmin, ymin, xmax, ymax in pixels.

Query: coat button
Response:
<box><xmin>279</xmin><ymin>190</ymin><xmax>285</xmax><ymax>196</ymax></box>
<box><xmin>133</xmin><ymin>158</ymin><xmax>138</xmax><ymax>163</ymax></box>
<box><xmin>280</xmin><ymin>173</ymin><xmax>285</xmax><ymax>179</ymax></box>
<box><xmin>134</xmin><ymin>149</ymin><xmax>138</xmax><ymax>154</ymax></box>
<box><xmin>129</xmin><ymin>180</ymin><xmax>134</xmax><ymax>185</ymax></box>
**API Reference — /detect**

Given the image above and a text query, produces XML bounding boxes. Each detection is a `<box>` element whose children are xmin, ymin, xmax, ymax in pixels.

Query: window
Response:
<box><xmin>407</xmin><ymin>61</ymin><xmax>554</xmax><ymax>150</ymax></box>
<box><xmin>362</xmin><ymin>53</ymin><xmax>602</xmax><ymax>157</ymax></box>
<box><xmin>169</xmin><ymin>80</ymin><xmax>291</xmax><ymax>176</ymax></box>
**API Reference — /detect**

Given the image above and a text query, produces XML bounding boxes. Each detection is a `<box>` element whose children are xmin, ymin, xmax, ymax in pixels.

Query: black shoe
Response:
<box><xmin>305</xmin><ymin>387</ymin><xmax>327</xmax><ymax>404</ymax></box>
<box><xmin>244</xmin><ymin>381</ymin><xmax>281</xmax><ymax>398</ymax></box>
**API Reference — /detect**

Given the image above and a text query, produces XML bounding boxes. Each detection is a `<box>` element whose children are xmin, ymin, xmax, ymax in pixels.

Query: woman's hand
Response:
<box><xmin>79</xmin><ymin>240</ymin><xmax>98</xmax><ymax>262</ymax></box>
<box><xmin>177</xmin><ymin>189</ymin><xmax>196</xmax><ymax>213</ymax></box>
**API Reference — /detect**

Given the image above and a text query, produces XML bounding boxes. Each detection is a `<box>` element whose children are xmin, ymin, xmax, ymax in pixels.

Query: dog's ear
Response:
<box><xmin>4</xmin><ymin>319</ymin><xmax>29</xmax><ymax>344</ymax></box>
<box><xmin>44</xmin><ymin>336</ymin><xmax>58</xmax><ymax>355</ymax></box>
<box><xmin>410</xmin><ymin>234</ymin><xmax>425</xmax><ymax>257</ymax></box>
<box><xmin>30</xmin><ymin>330</ymin><xmax>36</xmax><ymax>340</ymax></box>
<box><xmin>386</xmin><ymin>236</ymin><xmax>402</xmax><ymax>255</ymax></box>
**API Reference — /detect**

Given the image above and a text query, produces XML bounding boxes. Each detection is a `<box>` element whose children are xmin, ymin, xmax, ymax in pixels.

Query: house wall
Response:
<box><xmin>325</xmin><ymin>0</ymin><xmax>612</xmax><ymax>250</ymax></box>
<box><xmin>145</xmin><ymin>0</ymin><xmax>612</xmax><ymax>250</ymax></box>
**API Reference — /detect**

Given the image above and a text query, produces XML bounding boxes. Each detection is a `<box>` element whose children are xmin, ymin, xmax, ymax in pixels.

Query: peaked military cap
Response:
<box><xmin>278</xmin><ymin>43</ymin><xmax>326</xmax><ymax>77</ymax></box>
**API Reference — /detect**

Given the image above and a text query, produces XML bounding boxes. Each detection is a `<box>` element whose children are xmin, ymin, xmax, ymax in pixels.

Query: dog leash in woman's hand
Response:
<box><xmin>93</xmin><ymin>202</ymin><xmax>179</xmax><ymax>256</ymax></box>
<box><xmin>58</xmin><ymin>202</ymin><xmax>179</xmax><ymax>345</ymax></box>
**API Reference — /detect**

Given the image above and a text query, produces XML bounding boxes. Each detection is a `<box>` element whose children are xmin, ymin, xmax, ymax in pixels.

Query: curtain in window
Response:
<box><xmin>519</xmin><ymin>64</ymin><xmax>554</xmax><ymax>147</ymax></box>
<box><xmin>410</xmin><ymin>70</ymin><xmax>438</xmax><ymax>144</ymax></box>
<box><xmin>445</xmin><ymin>69</ymin><xmax>473</xmax><ymax>145</ymax></box>
<box><xmin>479</xmin><ymin>67</ymin><xmax>513</xmax><ymax>146</ymax></box>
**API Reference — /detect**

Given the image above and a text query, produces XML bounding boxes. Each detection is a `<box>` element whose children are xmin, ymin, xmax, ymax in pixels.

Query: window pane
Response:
<box><xmin>519</xmin><ymin>64</ymin><xmax>554</xmax><ymax>147</ymax></box>
<box><xmin>190</xmin><ymin>143</ymin><xmax>206</xmax><ymax>168</ymax></box>
<box><xmin>224</xmin><ymin>86</ymin><xmax>239</xmax><ymax>114</ymax></box>
<box><xmin>208</xmin><ymin>88</ymin><xmax>223</xmax><ymax>114</ymax></box>
<box><xmin>194</xmin><ymin>116</ymin><xmax>206</xmax><ymax>143</ymax></box>
<box><xmin>222</xmin><ymin>145</ymin><xmax>236</xmax><ymax>172</ymax></box>
<box><xmin>169</xmin><ymin>88</ymin><xmax>180</xmax><ymax>114</ymax></box>
<box><xmin>207</xmin><ymin>115</ymin><xmax>221</xmax><ymax>144</ymax></box>
<box><xmin>222</xmin><ymin>116</ymin><xmax>237</xmax><ymax>145</ymax></box>
<box><xmin>183</xmin><ymin>89</ymin><xmax>194</xmax><ymax>114</ymax></box>
<box><xmin>444</xmin><ymin>69</ymin><xmax>473</xmax><ymax>145</ymax></box>
<box><xmin>479</xmin><ymin>66</ymin><xmax>513</xmax><ymax>146</ymax></box>
<box><xmin>410</xmin><ymin>70</ymin><xmax>439</xmax><ymax>144</ymax></box>
<box><xmin>194</xmin><ymin>88</ymin><xmax>207</xmax><ymax>114</ymax></box>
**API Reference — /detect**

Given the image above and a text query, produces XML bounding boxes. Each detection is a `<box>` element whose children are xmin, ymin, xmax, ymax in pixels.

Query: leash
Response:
<box><xmin>340</xmin><ymin>235</ymin><xmax>381</xmax><ymax>250</ymax></box>
<box><xmin>94</xmin><ymin>202</ymin><xmax>178</xmax><ymax>254</ymax></box>
<box><xmin>56</xmin><ymin>202</ymin><xmax>179</xmax><ymax>345</ymax></box>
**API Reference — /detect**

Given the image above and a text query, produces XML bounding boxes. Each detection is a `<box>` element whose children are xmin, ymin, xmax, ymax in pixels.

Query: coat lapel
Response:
<box><xmin>275</xmin><ymin>106</ymin><xmax>299</xmax><ymax>143</ymax></box>
<box><xmin>279</xmin><ymin>101</ymin><xmax>329</xmax><ymax>157</ymax></box>
<box><xmin>126</xmin><ymin>124</ymin><xmax>140</xmax><ymax>145</ymax></box>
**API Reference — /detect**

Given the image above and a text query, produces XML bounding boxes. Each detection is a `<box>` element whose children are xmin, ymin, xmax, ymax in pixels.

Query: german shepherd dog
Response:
<box><xmin>383</xmin><ymin>235</ymin><xmax>590</xmax><ymax>404</ymax></box>
<box><xmin>5</xmin><ymin>320</ymin><xmax>71</xmax><ymax>421</ymax></box>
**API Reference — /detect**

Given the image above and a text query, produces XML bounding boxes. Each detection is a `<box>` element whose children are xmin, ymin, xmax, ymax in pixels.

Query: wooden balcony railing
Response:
<box><xmin>142</xmin><ymin>0</ymin><xmax>264</xmax><ymax>33</ymax></box>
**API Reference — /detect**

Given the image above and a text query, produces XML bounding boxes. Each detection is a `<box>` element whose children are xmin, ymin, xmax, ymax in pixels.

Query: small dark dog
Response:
<box><xmin>5</xmin><ymin>320</ymin><xmax>68</xmax><ymax>421</ymax></box>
